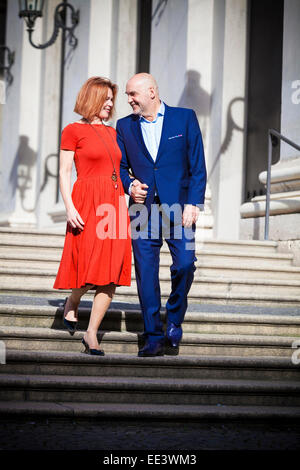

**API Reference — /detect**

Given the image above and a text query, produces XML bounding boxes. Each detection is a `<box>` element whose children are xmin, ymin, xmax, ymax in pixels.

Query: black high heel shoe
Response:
<box><xmin>82</xmin><ymin>337</ymin><xmax>105</xmax><ymax>356</ymax></box>
<box><xmin>62</xmin><ymin>297</ymin><xmax>78</xmax><ymax>335</ymax></box>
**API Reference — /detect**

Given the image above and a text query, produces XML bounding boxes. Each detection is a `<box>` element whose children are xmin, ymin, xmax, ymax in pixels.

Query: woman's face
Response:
<box><xmin>99</xmin><ymin>88</ymin><xmax>114</xmax><ymax>120</ymax></box>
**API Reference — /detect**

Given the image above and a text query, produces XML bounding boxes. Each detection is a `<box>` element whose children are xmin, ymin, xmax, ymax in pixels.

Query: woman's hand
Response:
<box><xmin>66</xmin><ymin>206</ymin><xmax>85</xmax><ymax>230</ymax></box>
<box><xmin>59</xmin><ymin>150</ymin><xmax>84</xmax><ymax>229</ymax></box>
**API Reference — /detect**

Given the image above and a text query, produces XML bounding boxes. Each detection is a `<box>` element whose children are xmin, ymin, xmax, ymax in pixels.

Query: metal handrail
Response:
<box><xmin>265</xmin><ymin>129</ymin><xmax>300</xmax><ymax>240</ymax></box>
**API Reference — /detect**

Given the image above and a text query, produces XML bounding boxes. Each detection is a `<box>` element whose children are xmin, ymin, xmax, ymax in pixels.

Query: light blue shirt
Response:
<box><xmin>140</xmin><ymin>101</ymin><xmax>165</xmax><ymax>161</ymax></box>
<box><xmin>129</xmin><ymin>101</ymin><xmax>165</xmax><ymax>195</ymax></box>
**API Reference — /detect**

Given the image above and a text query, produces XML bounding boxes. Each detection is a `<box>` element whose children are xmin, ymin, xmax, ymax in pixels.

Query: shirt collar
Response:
<box><xmin>140</xmin><ymin>101</ymin><xmax>165</xmax><ymax>123</ymax></box>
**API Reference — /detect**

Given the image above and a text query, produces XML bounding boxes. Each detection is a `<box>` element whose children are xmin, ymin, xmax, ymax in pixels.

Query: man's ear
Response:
<box><xmin>149</xmin><ymin>87</ymin><xmax>155</xmax><ymax>99</ymax></box>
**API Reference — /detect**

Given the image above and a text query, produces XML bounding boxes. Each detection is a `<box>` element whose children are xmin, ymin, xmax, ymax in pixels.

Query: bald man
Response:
<box><xmin>116</xmin><ymin>73</ymin><xmax>207</xmax><ymax>357</ymax></box>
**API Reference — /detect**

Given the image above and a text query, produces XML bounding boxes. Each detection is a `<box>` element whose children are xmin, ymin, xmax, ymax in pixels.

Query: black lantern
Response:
<box><xmin>18</xmin><ymin>1</ymin><xmax>45</xmax><ymax>29</ymax></box>
<box><xmin>18</xmin><ymin>0</ymin><xmax>79</xmax><ymax>49</ymax></box>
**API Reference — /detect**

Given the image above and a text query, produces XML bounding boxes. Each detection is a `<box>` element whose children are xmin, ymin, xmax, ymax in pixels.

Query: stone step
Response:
<box><xmin>0</xmin><ymin>267</ymin><xmax>300</xmax><ymax>298</ymax></box>
<box><xmin>0</xmin><ymin>228</ymin><xmax>279</xmax><ymax>254</ymax></box>
<box><xmin>1</xmin><ymin>303</ymin><xmax>300</xmax><ymax>337</ymax></box>
<box><xmin>201</xmin><ymin>239</ymin><xmax>278</xmax><ymax>254</ymax></box>
<box><xmin>1</xmin><ymin>284</ymin><xmax>300</xmax><ymax>307</ymax></box>
<box><xmin>0</xmin><ymin>326</ymin><xmax>297</xmax><ymax>357</ymax></box>
<box><xmin>1</xmin><ymin>252</ymin><xmax>300</xmax><ymax>280</ymax></box>
<box><xmin>0</xmin><ymin>245</ymin><xmax>293</xmax><ymax>267</ymax></box>
<box><xmin>196</xmin><ymin>251</ymin><xmax>293</xmax><ymax>267</ymax></box>
<box><xmin>122</xmin><ymin>277</ymin><xmax>300</xmax><ymax>297</ymax></box>
<box><xmin>0</xmin><ymin>401</ymin><xmax>299</xmax><ymax>420</ymax></box>
<box><xmin>2</xmin><ymin>350</ymin><xmax>300</xmax><ymax>381</ymax></box>
<box><xmin>194</xmin><ymin>263</ymin><xmax>300</xmax><ymax>280</ymax></box>
<box><xmin>0</xmin><ymin>245</ymin><xmax>63</xmax><ymax>257</ymax></box>
<box><xmin>0</xmin><ymin>233</ymin><xmax>64</xmax><ymax>248</ymax></box>
<box><xmin>0</xmin><ymin>373</ymin><xmax>299</xmax><ymax>406</ymax></box>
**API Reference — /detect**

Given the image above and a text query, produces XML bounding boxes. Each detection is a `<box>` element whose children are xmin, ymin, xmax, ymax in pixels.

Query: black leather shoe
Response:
<box><xmin>62</xmin><ymin>297</ymin><xmax>78</xmax><ymax>335</ymax></box>
<box><xmin>166</xmin><ymin>321</ymin><xmax>183</xmax><ymax>348</ymax></box>
<box><xmin>138</xmin><ymin>341</ymin><xmax>164</xmax><ymax>357</ymax></box>
<box><xmin>82</xmin><ymin>337</ymin><xmax>105</xmax><ymax>356</ymax></box>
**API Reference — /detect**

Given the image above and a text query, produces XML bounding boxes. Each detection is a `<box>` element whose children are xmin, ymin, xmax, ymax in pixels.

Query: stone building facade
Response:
<box><xmin>0</xmin><ymin>0</ymin><xmax>299</xmax><ymax>260</ymax></box>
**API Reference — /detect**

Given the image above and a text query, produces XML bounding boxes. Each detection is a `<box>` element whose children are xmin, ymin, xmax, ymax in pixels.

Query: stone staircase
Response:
<box><xmin>0</xmin><ymin>227</ymin><xmax>300</xmax><ymax>420</ymax></box>
<box><xmin>1</xmin><ymin>227</ymin><xmax>300</xmax><ymax>306</ymax></box>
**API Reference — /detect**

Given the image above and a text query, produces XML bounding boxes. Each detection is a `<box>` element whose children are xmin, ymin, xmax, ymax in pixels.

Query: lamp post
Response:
<box><xmin>18</xmin><ymin>0</ymin><xmax>80</xmax><ymax>202</ymax></box>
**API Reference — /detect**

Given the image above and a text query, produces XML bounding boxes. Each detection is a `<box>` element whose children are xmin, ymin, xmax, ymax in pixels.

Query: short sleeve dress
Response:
<box><xmin>53</xmin><ymin>122</ymin><xmax>131</xmax><ymax>289</ymax></box>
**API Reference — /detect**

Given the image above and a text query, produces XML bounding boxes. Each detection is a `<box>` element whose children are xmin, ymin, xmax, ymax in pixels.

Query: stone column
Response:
<box><xmin>87</xmin><ymin>0</ymin><xmax>115</xmax><ymax>79</ymax></box>
<box><xmin>150</xmin><ymin>0</ymin><xmax>188</xmax><ymax>106</ymax></box>
<box><xmin>113</xmin><ymin>0</ymin><xmax>138</xmax><ymax>121</ymax></box>
<box><xmin>36</xmin><ymin>0</ymin><xmax>62</xmax><ymax>229</ymax></box>
<box><xmin>149</xmin><ymin>0</ymin><xmax>214</xmax><ymax>240</ymax></box>
<box><xmin>208</xmin><ymin>0</ymin><xmax>225</xmax><ymax>240</ymax></box>
<box><xmin>214</xmin><ymin>0</ymin><xmax>248</xmax><ymax>239</ymax></box>
<box><xmin>0</xmin><ymin>0</ymin><xmax>44</xmax><ymax>227</ymax></box>
<box><xmin>47</xmin><ymin>0</ymin><xmax>91</xmax><ymax>226</ymax></box>
<box><xmin>185</xmin><ymin>0</ymin><xmax>214</xmax><ymax>241</ymax></box>
<box><xmin>0</xmin><ymin>0</ymin><xmax>23</xmax><ymax>223</ymax></box>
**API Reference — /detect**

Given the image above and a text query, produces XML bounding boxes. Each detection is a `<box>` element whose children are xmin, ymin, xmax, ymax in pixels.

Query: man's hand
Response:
<box><xmin>182</xmin><ymin>204</ymin><xmax>200</xmax><ymax>228</ymax></box>
<box><xmin>130</xmin><ymin>179</ymin><xmax>149</xmax><ymax>204</ymax></box>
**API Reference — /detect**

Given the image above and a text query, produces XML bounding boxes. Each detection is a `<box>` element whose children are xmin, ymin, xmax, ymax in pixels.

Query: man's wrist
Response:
<box><xmin>129</xmin><ymin>178</ymin><xmax>140</xmax><ymax>195</ymax></box>
<box><xmin>129</xmin><ymin>179</ymin><xmax>136</xmax><ymax>195</ymax></box>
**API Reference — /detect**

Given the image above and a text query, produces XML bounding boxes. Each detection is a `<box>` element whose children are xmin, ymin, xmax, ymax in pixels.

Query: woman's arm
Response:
<box><xmin>59</xmin><ymin>149</ymin><xmax>84</xmax><ymax>230</ymax></box>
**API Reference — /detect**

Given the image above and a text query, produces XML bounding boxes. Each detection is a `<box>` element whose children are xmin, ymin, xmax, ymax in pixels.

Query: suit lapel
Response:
<box><xmin>130</xmin><ymin>116</ymin><xmax>154</xmax><ymax>165</ymax></box>
<box><xmin>130</xmin><ymin>104</ymin><xmax>174</xmax><ymax>165</ymax></box>
<box><xmin>155</xmin><ymin>104</ymin><xmax>173</xmax><ymax>164</ymax></box>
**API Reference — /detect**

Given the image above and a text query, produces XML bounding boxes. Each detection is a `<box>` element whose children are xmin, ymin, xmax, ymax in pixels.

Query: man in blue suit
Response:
<box><xmin>116</xmin><ymin>73</ymin><xmax>207</xmax><ymax>357</ymax></box>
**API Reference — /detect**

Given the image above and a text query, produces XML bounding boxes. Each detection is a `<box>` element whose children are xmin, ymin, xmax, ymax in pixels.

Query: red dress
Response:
<box><xmin>53</xmin><ymin>122</ymin><xmax>131</xmax><ymax>289</ymax></box>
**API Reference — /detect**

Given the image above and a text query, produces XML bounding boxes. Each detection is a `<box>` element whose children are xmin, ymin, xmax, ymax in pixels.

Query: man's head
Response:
<box><xmin>126</xmin><ymin>73</ymin><xmax>160</xmax><ymax>117</ymax></box>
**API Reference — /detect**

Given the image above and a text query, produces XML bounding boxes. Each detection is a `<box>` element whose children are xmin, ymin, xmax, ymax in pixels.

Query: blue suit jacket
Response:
<box><xmin>116</xmin><ymin>104</ymin><xmax>207</xmax><ymax>215</ymax></box>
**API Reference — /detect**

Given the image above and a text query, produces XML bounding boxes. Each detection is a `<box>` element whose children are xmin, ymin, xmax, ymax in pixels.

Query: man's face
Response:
<box><xmin>126</xmin><ymin>79</ymin><xmax>152</xmax><ymax>116</ymax></box>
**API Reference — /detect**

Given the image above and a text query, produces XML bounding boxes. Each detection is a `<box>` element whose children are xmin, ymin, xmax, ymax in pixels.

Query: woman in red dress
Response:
<box><xmin>53</xmin><ymin>77</ymin><xmax>131</xmax><ymax>355</ymax></box>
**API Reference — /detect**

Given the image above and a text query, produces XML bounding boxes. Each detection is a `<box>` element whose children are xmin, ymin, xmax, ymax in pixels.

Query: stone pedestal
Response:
<box><xmin>240</xmin><ymin>212</ymin><xmax>300</xmax><ymax>266</ymax></box>
<box><xmin>240</xmin><ymin>155</ymin><xmax>300</xmax><ymax>267</ymax></box>
<box><xmin>240</xmin><ymin>156</ymin><xmax>300</xmax><ymax>259</ymax></box>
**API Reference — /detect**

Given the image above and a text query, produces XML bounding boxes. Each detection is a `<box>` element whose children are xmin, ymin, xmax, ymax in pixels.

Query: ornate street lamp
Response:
<box><xmin>18</xmin><ymin>0</ymin><xmax>79</xmax><ymax>49</ymax></box>
<box><xmin>18</xmin><ymin>0</ymin><xmax>80</xmax><ymax>202</ymax></box>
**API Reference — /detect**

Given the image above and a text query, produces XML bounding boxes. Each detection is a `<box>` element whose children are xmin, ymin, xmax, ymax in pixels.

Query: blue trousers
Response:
<box><xmin>131</xmin><ymin>202</ymin><xmax>196</xmax><ymax>344</ymax></box>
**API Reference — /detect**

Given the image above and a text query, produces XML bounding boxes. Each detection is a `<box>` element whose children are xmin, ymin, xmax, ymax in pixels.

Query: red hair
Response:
<box><xmin>74</xmin><ymin>76</ymin><xmax>117</xmax><ymax>121</ymax></box>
